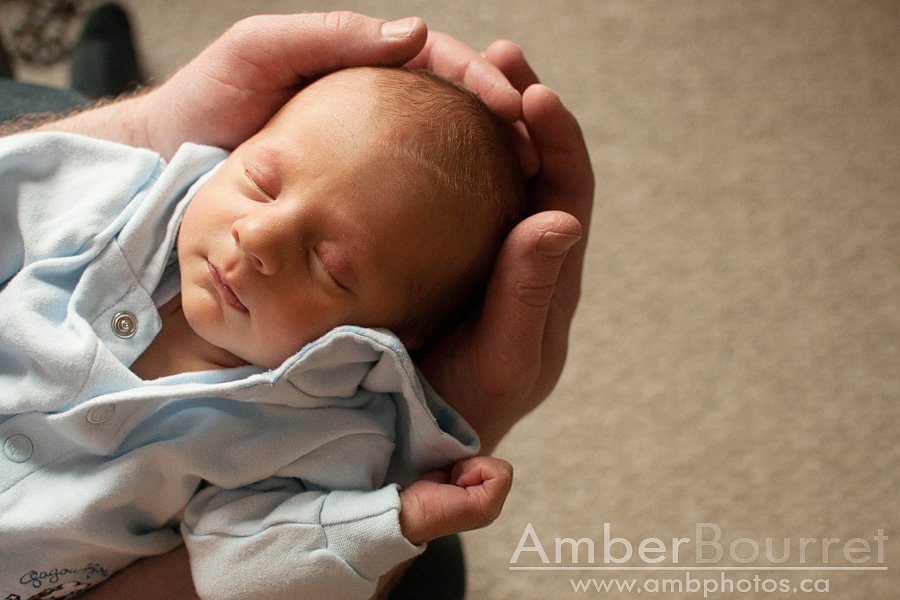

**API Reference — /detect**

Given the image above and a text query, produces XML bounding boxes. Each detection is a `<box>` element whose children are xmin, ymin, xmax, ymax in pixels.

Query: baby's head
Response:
<box><xmin>178</xmin><ymin>67</ymin><xmax>525</xmax><ymax>368</ymax></box>
<box><xmin>362</xmin><ymin>67</ymin><xmax>527</xmax><ymax>341</ymax></box>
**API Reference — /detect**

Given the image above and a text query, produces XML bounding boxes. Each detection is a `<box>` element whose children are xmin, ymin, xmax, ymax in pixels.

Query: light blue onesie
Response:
<box><xmin>0</xmin><ymin>133</ymin><xmax>478</xmax><ymax>600</ymax></box>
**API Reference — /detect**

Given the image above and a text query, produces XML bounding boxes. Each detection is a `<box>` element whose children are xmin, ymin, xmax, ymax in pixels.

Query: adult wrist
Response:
<box><xmin>117</xmin><ymin>87</ymin><xmax>169</xmax><ymax>154</ymax></box>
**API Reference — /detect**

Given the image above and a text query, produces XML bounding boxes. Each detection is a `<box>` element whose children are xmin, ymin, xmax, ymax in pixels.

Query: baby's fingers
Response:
<box><xmin>452</xmin><ymin>456</ymin><xmax>513</xmax><ymax>491</ymax></box>
<box><xmin>399</xmin><ymin>458</ymin><xmax>513</xmax><ymax>544</ymax></box>
<box><xmin>447</xmin><ymin>457</ymin><xmax>514</xmax><ymax>530</ymax></box>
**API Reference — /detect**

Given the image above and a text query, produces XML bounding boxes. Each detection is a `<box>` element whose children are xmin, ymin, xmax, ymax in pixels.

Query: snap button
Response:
<box><xmin>112</xmin><ymin>311</ymin><xmax>137</xmax><ymax>338</ymax></box>
<box><xmin>87</xmin><ymin>404</ymin><xmax>116</xmax><ymax>424</ymax></box>
<box><xmin>4</xmin><ymin>434</ymin><xmax>34</xmax><ymax>463</ymax></box>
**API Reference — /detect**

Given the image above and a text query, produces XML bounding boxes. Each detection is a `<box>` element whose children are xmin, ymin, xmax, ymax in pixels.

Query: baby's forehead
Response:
<box><xmin>261</xmin><ymin>73</ymin><xmax>415</xmax><ymax>161</ymax></box>
<box><xmin>281</xmin><ymin>67</ymin><xmax>454</xmax><ymax>127</ymax></box>
<box><xmin>256</xmin><ymin>67</ymin><xmax>503</xmax><ymax>224</ymax></box>
<box><xmin>317</xmin><ymin>66</ymin><xmax>382</xmax><ymax>87</ymax></box>
<box><xmin>285</xmin><ymin>68</ymin><xmax>382</xmax><ymax>110</ymax></box>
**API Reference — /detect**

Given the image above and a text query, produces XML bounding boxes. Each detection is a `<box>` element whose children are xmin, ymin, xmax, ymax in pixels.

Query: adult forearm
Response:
<box><xmin>0</xmin><ymin>89</ymin><xmax>157</xmax><ymax>147</ymax></box>
<box><xmin>35</xmin><ymin>93</ymin><xmax>150</xmax><ymax>145</ymax></box>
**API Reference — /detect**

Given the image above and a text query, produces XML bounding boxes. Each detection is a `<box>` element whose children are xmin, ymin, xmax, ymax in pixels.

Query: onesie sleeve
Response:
<box><xmin>181</xmin><ymin>326</ymin><xmax>477</xmax><ymax>600</ymax></box>
<box><xmin>182</xmin><ymin>479</ymin><xmax>422</xmax><ymax>600</ymax></box>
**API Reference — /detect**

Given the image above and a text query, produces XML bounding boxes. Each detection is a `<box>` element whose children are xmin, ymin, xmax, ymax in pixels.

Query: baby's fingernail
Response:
<box><xmin>536</xmin><ymin>232</ymin><xmax>581</xmax><ymax>257</ymax></box>
<box><xmin>382</xmin><ymin>17</ymin><xmax>419</xmax><ymax>39</ymax></box>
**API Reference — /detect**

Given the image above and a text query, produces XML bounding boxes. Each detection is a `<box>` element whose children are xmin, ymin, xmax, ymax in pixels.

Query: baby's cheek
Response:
<box><xmin>181</xmin><ymin>284</ymin><xmax>222</xmax><ymax>336</ymax></box>
<box><xmin>251</xmin><ymin>318</ymin><xmax>320</xmax><ymax>368</ymax></box>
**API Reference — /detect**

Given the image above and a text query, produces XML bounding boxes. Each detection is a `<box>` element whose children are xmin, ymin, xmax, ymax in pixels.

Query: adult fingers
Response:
<box><xmin>483</xmin><ymin>40</ymin><xmax>540</xmax><ymax>92</ymax></box>
<box><xmin>405</xmin><ymin>31</ymin><xmax>521</xmax><ymax>122</ymax></box>
<box><xmin>204</xmin><ymin>12</ymin><xmax>429</xmax><ymax>91</ymax></box>
<box><xmin>482</xmin><ymin>41</ymin><xmax>543</xmax><ymax>176</ymax></box>
<box><xmin>474</xmin><ymin>210</ymin><xmax>582</xmax><ymax>403</ymax></box>
<box><xmin>523</xmin><ymin>84</ymin><xmax>594</xmax><ymax>222</ymax></box>
<box><xmin>155</xmin><ymin>12</ymin><xmax>430</xmax><ymax>154</ymax></box>
<box><xmin>523</xmin><ymin>84</ymin><xmax>594</xmax><ymax>329</ymax></box>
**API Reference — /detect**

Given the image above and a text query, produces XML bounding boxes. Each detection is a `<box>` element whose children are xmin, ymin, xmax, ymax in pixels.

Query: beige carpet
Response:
<box><xmin>4</xmin><ymin>1</ymin><xmax>898</xmax><ymax>598</ymax></box>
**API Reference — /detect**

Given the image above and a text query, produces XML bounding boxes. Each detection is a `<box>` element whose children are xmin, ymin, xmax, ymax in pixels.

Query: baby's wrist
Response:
<box><xmin>398</xmin><ymin>491</ymin><xmax>429</xmax><ymax>546</ymax></box>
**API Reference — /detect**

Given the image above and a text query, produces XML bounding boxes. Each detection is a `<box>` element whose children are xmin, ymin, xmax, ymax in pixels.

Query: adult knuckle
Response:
<box><xmin>515</xmin><ymin>280</ymin><xmax>556</xmax><ymax>308</ymax></box>
<box><xmin>321</xmin><ymin>10</ymin><xmax>359</xmax><ymax>34</ymax></box>
<box><xmin>226</xmin><ymin>14</ymin><xmax>266</xmax><ymax>39</ymax></box>
<box><xmin>495</xmin><ymin>39</ymin><xmax>523</xmax><ymax>57</ymax></box>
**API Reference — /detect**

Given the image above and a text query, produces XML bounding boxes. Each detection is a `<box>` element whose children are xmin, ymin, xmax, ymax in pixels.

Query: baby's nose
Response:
<box><xmin>232</xmin><ymin>216</ymin><xmax>284</xmax><ymax>275</ymax></box>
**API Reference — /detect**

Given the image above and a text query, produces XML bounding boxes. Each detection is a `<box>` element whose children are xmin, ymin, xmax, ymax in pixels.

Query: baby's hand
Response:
<box><xmin>398</xmin><ymin>457</ymin><xmax>513</xmax><ymax>545</ymax></box>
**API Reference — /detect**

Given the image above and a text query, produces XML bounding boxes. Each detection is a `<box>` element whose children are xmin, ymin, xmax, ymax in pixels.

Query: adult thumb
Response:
<box><xmin>475</xmin><ymin>210</ymin><xmax>582</xmax><ymax>376</ymax></box>
<box><xmin>210</xmin><ymin>12</ymin><xmax>429</xmax><ymax>87</ymax></box>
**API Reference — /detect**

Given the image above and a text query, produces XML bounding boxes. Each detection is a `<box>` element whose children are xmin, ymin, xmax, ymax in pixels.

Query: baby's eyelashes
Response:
<box><xmin>244</xmin><ymin>166</ymin><xmax>277</xmax><ymax>201</ymax></box>
<box><xmin>313</xmin><ymin>246</ymin><xmax>348</xmax><ymax>291</ymax></box>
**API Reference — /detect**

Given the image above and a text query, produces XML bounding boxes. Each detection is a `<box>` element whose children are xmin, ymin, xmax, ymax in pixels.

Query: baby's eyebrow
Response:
<box><xmin>252</xmin><ymin>143</ymin><xmax>287</xmax><ymax>171</ymax></box>
<box><xmin>243</xmin><ymin>143</ymin><xmax>288</xmax><ymax>193</ymax></box>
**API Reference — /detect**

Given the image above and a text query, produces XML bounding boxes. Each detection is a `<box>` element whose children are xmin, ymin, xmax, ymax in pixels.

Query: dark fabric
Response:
<box><xmin>389</xmin><ymin>535</ymin><xmax>466</xmax><ymax>600</ymax></box>
<box><xmin>0</xmin><ymin>80</ymin><xmax>88</xmax><ymax>122</ymax></box>
<box><xmin>70</xmin><ymin>2</ymin><xmax>144</xmax><ymax>99</ymax></box>
<box><xmin>0</xmin><ymin>36</ymin><xmax>12</xmax><ymax>79</ymax></box>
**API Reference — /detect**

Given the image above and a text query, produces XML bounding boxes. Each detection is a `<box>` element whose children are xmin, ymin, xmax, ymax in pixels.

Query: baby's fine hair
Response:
<box><xmin>366</xmin><ymin>67</ymin><xmax>527</xmax><ymax>343</ymax></box>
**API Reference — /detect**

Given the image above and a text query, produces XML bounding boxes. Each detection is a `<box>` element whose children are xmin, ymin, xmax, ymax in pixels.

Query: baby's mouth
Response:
<box><xmin>207</xmin><ymin>262</ymin><xmax>249</xmax><ymax>313</ymax></box>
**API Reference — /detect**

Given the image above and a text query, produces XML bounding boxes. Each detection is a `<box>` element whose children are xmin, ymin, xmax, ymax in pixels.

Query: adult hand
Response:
<box><xmin>140</xmin><ymin>12</ymin><xmax>433</xmax><ymax>157</ymax></box>
<box><xmin>418</xmin><ymin>41</ymin><xmax>594</xmax><ymax>454</ymax></box>
<box><xmin>32</xmin><ymin>11</ymin><xmax>525</xmax><ymax>162</ymax></box>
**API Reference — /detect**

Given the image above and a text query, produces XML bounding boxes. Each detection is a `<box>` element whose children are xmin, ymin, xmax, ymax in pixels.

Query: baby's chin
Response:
<box><xmin>180</xmin><ymin>307</ymin><xmax>257</xmax><ymax>371</ymax></box>
<box><xmin>234</xmin><ymin>339</ymin><xmax>313</xmax><ymax>371</ymax></box>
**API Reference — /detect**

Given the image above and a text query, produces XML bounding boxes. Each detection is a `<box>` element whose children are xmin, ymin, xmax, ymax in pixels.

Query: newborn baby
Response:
<box><xmin>0</xmin><ymin>66</ymin><xmax>523</xmax><ymax>600</ymax></box>
<box><xmin>142</xmin><ymin>65</ymin><xmax>525</xmax><ymax>377</ymax></box>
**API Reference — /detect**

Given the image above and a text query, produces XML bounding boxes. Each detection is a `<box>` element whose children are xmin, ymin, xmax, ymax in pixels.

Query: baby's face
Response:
<box><xmin>177</xmin><ymin>72</ymin><xmax>465</xmax><ymax>368</ymax></box>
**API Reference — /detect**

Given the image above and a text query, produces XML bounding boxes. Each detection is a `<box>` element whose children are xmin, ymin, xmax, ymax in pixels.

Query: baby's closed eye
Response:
<box><xmin>243</xmin><ymin>165</ymin><xmax>277</xmax><ymax>201</ymax></box>
<box><xmin>312</xmin><ymin>241</ymin><xmax>355</xmax><ymax>293</ymax></box>
<box><xmin>312</xmin><ymin>247</ymin><xmax>345</xmax><ymax>290</ymax></box>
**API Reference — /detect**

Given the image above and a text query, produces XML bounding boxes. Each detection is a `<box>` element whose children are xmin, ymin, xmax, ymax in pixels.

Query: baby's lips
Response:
<box><xmin>208</xmin><ymin>262</ymin><xmax>249</xmax><ymax>312</ymax></box>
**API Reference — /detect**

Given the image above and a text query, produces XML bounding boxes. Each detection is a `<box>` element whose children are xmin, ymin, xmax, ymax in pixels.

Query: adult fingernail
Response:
<box><xmin>382</xmin><ymin>17</ymin><xmax>419</xmax><ymax>39</ymax></box>
<box><xmin>536</xmin><ymin>232</ymin><xmax>581</xmax><ymax>258</ymax></box>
